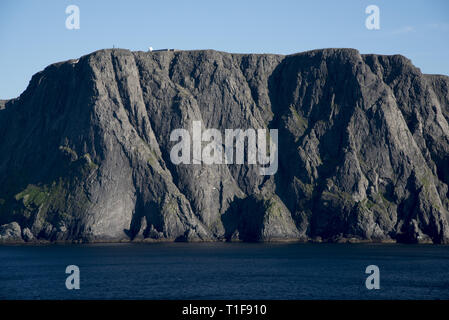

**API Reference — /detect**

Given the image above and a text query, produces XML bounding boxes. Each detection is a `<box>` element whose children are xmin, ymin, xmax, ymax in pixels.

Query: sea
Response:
<box><xmin>0</xmin><ymin>242</ymin><xmax>448</xmax><ymax>300</ymax></box>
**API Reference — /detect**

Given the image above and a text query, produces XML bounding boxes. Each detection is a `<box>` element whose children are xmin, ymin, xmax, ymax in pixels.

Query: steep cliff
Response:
<box><xmin>1</xmin><ymin>48</ymin><xmax>448</xmax><ymax>243</ymax></box>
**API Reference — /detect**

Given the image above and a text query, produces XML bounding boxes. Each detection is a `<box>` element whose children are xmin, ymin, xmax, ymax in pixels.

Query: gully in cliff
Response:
<box><xmin>169</xmin><ymin>121</ymin><xmax>278</xmax><ymax>175</ymax></box>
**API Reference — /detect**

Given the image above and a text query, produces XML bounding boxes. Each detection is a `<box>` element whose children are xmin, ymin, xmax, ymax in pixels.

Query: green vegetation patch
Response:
<box><xmin>289</xmin><ymin>105</ymin><xmax>308</xmax><ymax>130</ymax></box>
<box><xmin>15</xmin><ymin>184</ymin><xmax>49</xmax><ymax>208</ymax></box>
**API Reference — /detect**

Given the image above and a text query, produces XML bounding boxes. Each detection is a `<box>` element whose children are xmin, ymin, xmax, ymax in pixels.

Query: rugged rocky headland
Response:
<box><xmin>1</xmin><ymin>48</ymin><xmax>449</xmax><ymax>244</ymax></box>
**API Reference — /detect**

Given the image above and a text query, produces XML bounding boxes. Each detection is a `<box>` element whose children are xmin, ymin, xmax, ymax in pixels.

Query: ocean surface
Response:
<box><xmin>0</xmin><ymin>242</ymin><xmax>448</xmax><ymax>300</ymax></box>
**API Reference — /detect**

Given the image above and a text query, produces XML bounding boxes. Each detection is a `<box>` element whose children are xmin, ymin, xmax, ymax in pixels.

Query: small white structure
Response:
<box><xmin>148</xmin><ymin>47</ymin><xmax>178</xmax><ymax>52</ymax></box>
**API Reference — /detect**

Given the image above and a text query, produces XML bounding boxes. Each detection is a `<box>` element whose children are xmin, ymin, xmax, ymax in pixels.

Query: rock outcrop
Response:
<box><xmin>0</xmin><ymin>48</ymin><xmax>448</xmax><ymax>243</ymax></box>
<box><xmin>0</xmin><ymin>222</ymin><xmax>23</xmax><ymax>243</ymax></box>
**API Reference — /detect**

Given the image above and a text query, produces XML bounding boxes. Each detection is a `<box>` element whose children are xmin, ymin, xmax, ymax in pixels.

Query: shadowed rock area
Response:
<box><xmin>1</xmin><ymin>48</ymin><xmax>448</xmax><ymax>244</ymax></box>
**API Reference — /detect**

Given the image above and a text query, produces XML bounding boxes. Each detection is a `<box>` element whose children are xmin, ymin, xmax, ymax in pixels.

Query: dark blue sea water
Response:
<box><xmin>0</xmin><ymin>242</ymin><xmax>448</xmax><ymax>300</ymax></box>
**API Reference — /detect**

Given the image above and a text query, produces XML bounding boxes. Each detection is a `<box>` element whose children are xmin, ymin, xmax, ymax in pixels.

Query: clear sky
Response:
<box><xmin>1</xmin><ymin>0</ymin><xmax>449</xmax><ymax>99</ymax></box>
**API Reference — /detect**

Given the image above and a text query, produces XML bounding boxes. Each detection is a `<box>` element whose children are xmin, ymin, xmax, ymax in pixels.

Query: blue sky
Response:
<box><xmin>1</xmin><ymin>0</ymin><xmax>448</xmax><ymax>99</ymax></box>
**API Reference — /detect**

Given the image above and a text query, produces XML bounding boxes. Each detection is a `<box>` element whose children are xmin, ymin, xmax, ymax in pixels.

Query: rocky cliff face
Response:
<box><xmin>1</xmin><ymin>48</ymin><xmax>448</xmax><ymax>243</ymax></box>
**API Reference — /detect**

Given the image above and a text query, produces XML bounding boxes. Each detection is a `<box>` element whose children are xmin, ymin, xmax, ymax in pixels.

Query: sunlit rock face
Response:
<box><xmin>0</xmin><ymin>48</ymin><xmax>448</xmax><ymax>244</ymax></box>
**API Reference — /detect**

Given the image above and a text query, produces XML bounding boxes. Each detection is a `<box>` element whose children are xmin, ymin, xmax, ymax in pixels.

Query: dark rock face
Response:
<box><xmin>0</xmin><ymin>48</ymin><xmax>448</xmax><ymax>243</ymax></box>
